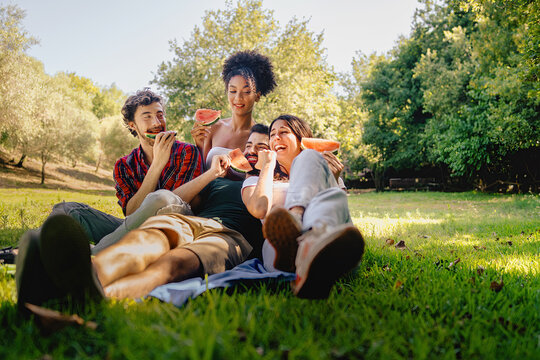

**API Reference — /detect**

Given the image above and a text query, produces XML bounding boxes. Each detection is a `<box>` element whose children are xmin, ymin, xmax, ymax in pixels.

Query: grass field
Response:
<box><xmin>0</xmin><ymin>189</ymin><xmax>539</xmax><ymax>359</ymax></box>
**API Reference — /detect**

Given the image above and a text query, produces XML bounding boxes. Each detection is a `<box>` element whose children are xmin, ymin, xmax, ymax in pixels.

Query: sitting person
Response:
<box><xmin>15</xmin><ymin>126</ymin><xmax>269</xmax><ymax>310</ymax></box>
<box><xmin>191</xmin><ymin>50</ymin><xmax>276</xmax><ymax>170</ymax></box>
<box><xmin>241</xmin><ymin>115</ymin><xmax>365</xmax><ymax>299</ymax></box>
<box><xmin>47</xmin><ymin>88</ymin><xmax>203</xmax><ymax>245</ymax></box>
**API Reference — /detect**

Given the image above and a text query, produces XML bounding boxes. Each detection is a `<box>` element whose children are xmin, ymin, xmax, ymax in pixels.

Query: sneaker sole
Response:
<box><xmin>16</xmin><ymin>231</ymin><xmax>63</xmax><ymax>314</ymax></box>
<box><xmin>294</xmin><ymin>226</ymin><xmax>365</xmax><ymax>299</ymax></box>
<box><xmin>39</xmin><ymin>215</ymin><xmax>104</xmax><ymax>304</ymax></box>
<box><xmin>262</xmin><ymin>207</ymin><xmax>302</xmax><ymax>273</ymax></box>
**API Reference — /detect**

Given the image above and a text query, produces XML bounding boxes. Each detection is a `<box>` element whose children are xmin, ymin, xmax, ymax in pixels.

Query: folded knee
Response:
<box><xmin>143</xmin><ymin>190</ymin><xmax>179</xmax><ymax>212</ymax></box>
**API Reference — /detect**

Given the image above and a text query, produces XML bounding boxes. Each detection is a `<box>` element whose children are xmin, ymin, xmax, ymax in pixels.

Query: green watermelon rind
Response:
<box><xmin>228</xmin><ymin>148</ymin><xmax>251</xmax><ymax>173</ymax></box>
<box><xmin>145</xmin><ymin>133</ymin><xmax>158</xmax><ymax>139</ymax></box>
<box><xmin>230</xmin><ymin>164</ymin><xmax>251</xmax><ymax>173</ymax></box>
<box><xmin>199</xmin><ymin>117</ymin><xmax>220</xmax><ymax>126</ymax></box>
<box><xmin>195</xmin><ymin>109</ymin><xmax>221</xmax><ymax>126</ymax></box>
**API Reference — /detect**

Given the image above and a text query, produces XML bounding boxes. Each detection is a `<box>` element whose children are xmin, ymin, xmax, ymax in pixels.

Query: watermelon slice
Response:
<box><xmin>228</xmin><ymin>148</ymin><xmax>252</xmax><ymax>173</ymax></box>
<box><xmin>145</xmin><ymin>130</ymin><xmax>176</xmax><ymax>139</ymax></box>
<box><xmin>145</xmin><ymin>132</ymin><xmax>160</xmax><ymax>139</ymax></box>
<box><xmin>195</xmin><ymin>109</ymin><xmax>221</xmax><ymax>126</ymax></box>
<box><xmin>300</xmin><ymin>138</ymin><xmax>340</xmax><ymax>153</ymax></box>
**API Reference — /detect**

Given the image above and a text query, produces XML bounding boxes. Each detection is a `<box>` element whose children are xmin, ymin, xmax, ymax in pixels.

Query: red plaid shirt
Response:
<box><xmin>114</xmin><ymin>141</ymin><xmax>202</xmax><ymax>215</ymax></box>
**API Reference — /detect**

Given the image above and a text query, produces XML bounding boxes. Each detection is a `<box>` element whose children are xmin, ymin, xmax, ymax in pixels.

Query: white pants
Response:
<box><xmin>263</xmin><ymin>149</ymin><xmax>351</xmax><ymax>271</ymax></box>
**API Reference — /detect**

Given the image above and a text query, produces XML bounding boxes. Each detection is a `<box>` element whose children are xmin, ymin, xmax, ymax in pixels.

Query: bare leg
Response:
<box><xmin>93</xmin><ymin>228</ymin><xmax>171</xmax><ymax>287</ymax></box>
<box><xmin>103</xmin><ymin>248</ymin><xmax>203</xmax><ymax>299</ymax></box>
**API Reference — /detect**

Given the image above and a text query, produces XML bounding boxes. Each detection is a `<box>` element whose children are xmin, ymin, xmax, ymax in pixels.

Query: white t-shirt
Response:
<box><xmin>241</xmin><ymin>176</ymin><xmax>289</xmax><ymax>209</ymax></box>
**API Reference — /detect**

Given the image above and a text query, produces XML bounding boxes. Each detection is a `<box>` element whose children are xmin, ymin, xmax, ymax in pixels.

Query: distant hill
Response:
<box><xmin>0</xmin><ymin>148</ymin><xmax>114</xmax><ymax>191</ymax></box>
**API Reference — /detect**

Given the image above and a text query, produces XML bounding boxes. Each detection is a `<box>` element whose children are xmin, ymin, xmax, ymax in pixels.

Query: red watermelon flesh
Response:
<box><xmin>195</xmin><ymin>109</ymin><xmax>221</xmax><ymax>126</ymax></box>
<box><xmin>300</xmin><ymin>138</ymin><xmax>340</xmax><ymax>153</ymax></box>
<box><xmin>228</xmin><ymin>148</ymin><xmax>252</xmax><ymax>173</ymax></box>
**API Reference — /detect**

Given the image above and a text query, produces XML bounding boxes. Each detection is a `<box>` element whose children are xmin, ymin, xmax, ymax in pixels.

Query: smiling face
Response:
<box><xmin>227</xmin><ymin>75</ymin><xmax>261</xmax><ymax>116</ymax></box>
<box><xmin>269</xmin><ymin>120</ymin><xmax>302</xmax><ymax>165</ymax></box>
<box><xmin>129</xmin><ymin>102</ymin><xmax>166</xmax><ymax>145</ymax></box>
<box><xmin>243</xmin><ymin>131</ymin><xmax>270</xmax><ymax>168</ymax></box>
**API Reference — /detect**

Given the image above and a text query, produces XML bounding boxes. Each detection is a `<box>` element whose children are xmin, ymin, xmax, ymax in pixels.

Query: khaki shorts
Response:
<box><xmin>138</xmin><ymin>213</ymin><xmax>252</xmax><ymax>275</ymax></box>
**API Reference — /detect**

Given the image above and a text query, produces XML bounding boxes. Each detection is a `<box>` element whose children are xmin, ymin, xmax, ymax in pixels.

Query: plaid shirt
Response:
<box><xmin>114</xmin><ymin>141</ymin><xmax>202</xmax><ymax>215</ymax></box>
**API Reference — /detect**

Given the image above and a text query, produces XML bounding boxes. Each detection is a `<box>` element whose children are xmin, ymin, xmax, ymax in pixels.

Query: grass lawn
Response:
<box><xmin>0</xmin><ymin>189</ymin><xmax>539</xmax><ymax>359</ymax></box>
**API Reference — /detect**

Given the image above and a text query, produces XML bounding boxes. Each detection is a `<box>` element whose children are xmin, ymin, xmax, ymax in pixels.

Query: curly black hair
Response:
<box><xmin>222</xmin><ymin>50</ymin><xmax>276</xmax><ymax>96</ymax></box>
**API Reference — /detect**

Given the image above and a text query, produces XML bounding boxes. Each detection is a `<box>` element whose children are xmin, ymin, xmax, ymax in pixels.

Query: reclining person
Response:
<box><xmin>16</xmin><ymin>126</ymin><xmax>269</xmax><ymax>309</ymax></box>
<box><xmin>242</xmin><ymin>115</ymin><xmax>365</xmax><ymax>299</ymax></box>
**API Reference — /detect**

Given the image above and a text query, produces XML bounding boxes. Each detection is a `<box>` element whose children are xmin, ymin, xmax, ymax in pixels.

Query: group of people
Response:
<box><xmin>15</xmin><ymin>50</ymin><xmax>365</xmax><ymax>313</ymax></box>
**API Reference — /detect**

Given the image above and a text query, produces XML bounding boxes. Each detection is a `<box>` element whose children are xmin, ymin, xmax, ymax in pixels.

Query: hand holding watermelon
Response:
<box><xmin>192</xmin><ymin>109</ymin><xmax>221</xmax><ymax>149</ymax></box>
<box><xmin>321</xmin><ymin>152</ymin><xmax>344</xmax><ymax>181</ymax></box>
<box><xmin>151</xmin><ymin>130</ymin><xmax>177</xmax><ymax>170</ymax></box>
<box><xmin>191</xmin><ymin>123</ymin><xmax>211</xmax><ymax>149</ymax></box>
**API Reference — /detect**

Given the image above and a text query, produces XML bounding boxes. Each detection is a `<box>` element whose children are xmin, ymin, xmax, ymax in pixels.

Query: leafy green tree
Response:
<box><xmin>92</xmin><ymin>84</ymin><xmax>125</xmax><ymax>120</ymax></box>
<box><xmin>414</xmin><ymin>0</ymin><xmax>539</xmax><ymax>189</ymax></box>
<box><xmin>342</xmin><ymin>0</ymin><xmax>538</xmax><ymax>191</ymax></box>
<box><xmin>154</xmin><ymin>0</ymin><xmax>339</xmax><ymax>140</ymax></box>
<box><xmin>95</xmin><ymin>115</ymin><xmax>139</xmax><ymax>171</ymax></box>
<box><xmin>0</xmin><ymin>4</ymin><xmax>38</xmax><ymax>164</ymax></box>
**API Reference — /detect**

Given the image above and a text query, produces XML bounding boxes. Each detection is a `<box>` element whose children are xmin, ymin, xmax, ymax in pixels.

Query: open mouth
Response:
<box><xmin>145</xmin><ymin>128</ymin><xmax>164</xmax><ymax>139</ymax></box>
<box><xmin>274</xmin><ymin>145</ymin><xmax>286</xmax><ymax>152</ymax></box>
<box><xmin>246</xmin><ymin>155</ymin><xmax>258</xmax><ymax>165</ymax></box>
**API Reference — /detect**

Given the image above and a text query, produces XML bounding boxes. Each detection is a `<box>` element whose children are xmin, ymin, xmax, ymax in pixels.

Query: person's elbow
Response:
<box><xmin>249</xmin><ymin>200</ymin><xmax>270</xmax><ymax>219</ymax></box>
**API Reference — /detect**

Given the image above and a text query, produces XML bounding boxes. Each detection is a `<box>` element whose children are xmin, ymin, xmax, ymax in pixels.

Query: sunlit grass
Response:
<box><xmin>0</xmin><ymin>189</ymin><xmax>539</xmax><ymax>359</ymax></box>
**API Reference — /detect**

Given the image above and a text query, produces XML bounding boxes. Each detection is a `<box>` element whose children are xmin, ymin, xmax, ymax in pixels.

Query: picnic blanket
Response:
<box><xmin>148</xmin><ymin>259</ymin><xmax>296</xmax><ymax>307</ymax></box>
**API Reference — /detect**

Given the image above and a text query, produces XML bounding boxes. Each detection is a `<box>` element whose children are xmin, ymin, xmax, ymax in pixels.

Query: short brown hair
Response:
<box><xmin>121</xmin><ymin>88</ymin><xmax>164</xmax><ymax>137</ymax></box>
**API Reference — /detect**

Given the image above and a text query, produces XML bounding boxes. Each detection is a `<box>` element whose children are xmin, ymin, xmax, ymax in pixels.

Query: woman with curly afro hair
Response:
<box><xmin>192</xmin><ymin>50</ymin><xmax>276</xmax><ymax>171</ymax></box>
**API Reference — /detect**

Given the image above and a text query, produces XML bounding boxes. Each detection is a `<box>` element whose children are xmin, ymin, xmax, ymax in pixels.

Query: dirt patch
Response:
<box><xmin>0</xmin><ymin>155</ymin><xmax>114</xmax><ymax>191</ymax></box>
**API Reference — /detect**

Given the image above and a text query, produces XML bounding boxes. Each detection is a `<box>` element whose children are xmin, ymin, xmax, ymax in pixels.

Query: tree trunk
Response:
<box><xmin>40</xmin><ymin>161</ymin><xmax>46</xmax><ymax>184</ymax></box>
<box><xmin>40</xmin><ymin>153</ymin><xmax>47</xmax><ymax>185</ymax></box>
<box><xmin>95</xmin><ymin>153</ymin><xmax>102</xmax><ymax>173</ymax></box>
<box><xmin>15</xmin><ymin>154</ymin><xmax>26</xmax><ymax>168</ymax></box>
<box><xmin>371</xmin><ymin>166</ymin><xmax>385</xmax><ymax>192</ymax></box>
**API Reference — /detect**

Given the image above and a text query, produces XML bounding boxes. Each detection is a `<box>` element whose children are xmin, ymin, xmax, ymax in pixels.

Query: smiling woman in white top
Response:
<box><xmin>241</xmin><ymin>114</ymin><xmax>365</xmax><ymax>299</ymax></box>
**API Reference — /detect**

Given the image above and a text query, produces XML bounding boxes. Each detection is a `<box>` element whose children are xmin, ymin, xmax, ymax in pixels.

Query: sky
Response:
<box><xmin>9</xmin><ymin>0</ymin><xmax>420</xmax><ymax>94</ymax></box>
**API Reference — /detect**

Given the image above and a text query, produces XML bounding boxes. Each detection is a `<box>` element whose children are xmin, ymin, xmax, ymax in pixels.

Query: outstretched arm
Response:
<box><xmin>173</xmin><ymin>154</ymin><xmax>230</xmax><ymax>204</ymax></box>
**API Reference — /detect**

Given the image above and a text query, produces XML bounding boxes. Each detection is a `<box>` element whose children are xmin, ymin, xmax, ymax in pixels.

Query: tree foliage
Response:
<box><xmin>154</xmin><ymin>0</ymin><xmax>340</xmax><ymax>141</ymax></box>
<box><xmin>0</xmin><ymin>4</ymin><xmax>131</xmax><ymax>182</ymax></box>
<box><xmin>341</xmin><ymin>0</ymin><xmax>539</xmax><ymax>191</ymax></box>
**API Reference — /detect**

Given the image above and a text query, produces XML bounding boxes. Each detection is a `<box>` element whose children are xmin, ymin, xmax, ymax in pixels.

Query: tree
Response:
<box><xmin>154</xmin><ymin>0</ymin><xmax>339</xmax><ymax>141</ymax></box>
<box><xmin>414</xmin><ymin>0</ymin><xmax>539</xmax><ymax>190</ymax></box>
<box><xmin>95</xmin><ymin>115</ymin><xmax>139</xmax><ymax>171</ymax></box>
<box><xmin>0</xmin><ymin>4</ymin><xmax>38</xmax><ymax>164</ymax></box>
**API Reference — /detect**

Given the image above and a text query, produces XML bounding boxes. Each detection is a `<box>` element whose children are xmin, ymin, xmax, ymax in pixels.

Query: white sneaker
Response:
<box><xmin>293</xmin><ymin>223</ymin><xmax>365</xmax><ymax>299</ymax></box>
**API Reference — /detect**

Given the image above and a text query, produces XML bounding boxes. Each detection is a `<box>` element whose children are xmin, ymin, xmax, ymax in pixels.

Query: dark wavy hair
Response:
<box><xmin>121</xmin><ymin>88</ymin><xmax>164</xmax><ymax>137</ymax></box>
<box><xmin>269</xmin><ymin>114</ymin><xmax>313</xmax><ymax>179</ymax></box>
<box><xmin>222</xmin><ymin>50</ymin><xmax>277</xmax><ymax>96</ymax></box>
<box><xmin>269</xmin><ymin>114</ymin><xmax>313</xmax><ymax>141</ymax></box>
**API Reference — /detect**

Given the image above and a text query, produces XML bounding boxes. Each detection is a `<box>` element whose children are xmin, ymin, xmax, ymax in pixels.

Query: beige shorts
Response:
<box><xmin>138</xmin><ymin>213</ymin><xmax>252</xmax><ymax>275</ymax></box>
